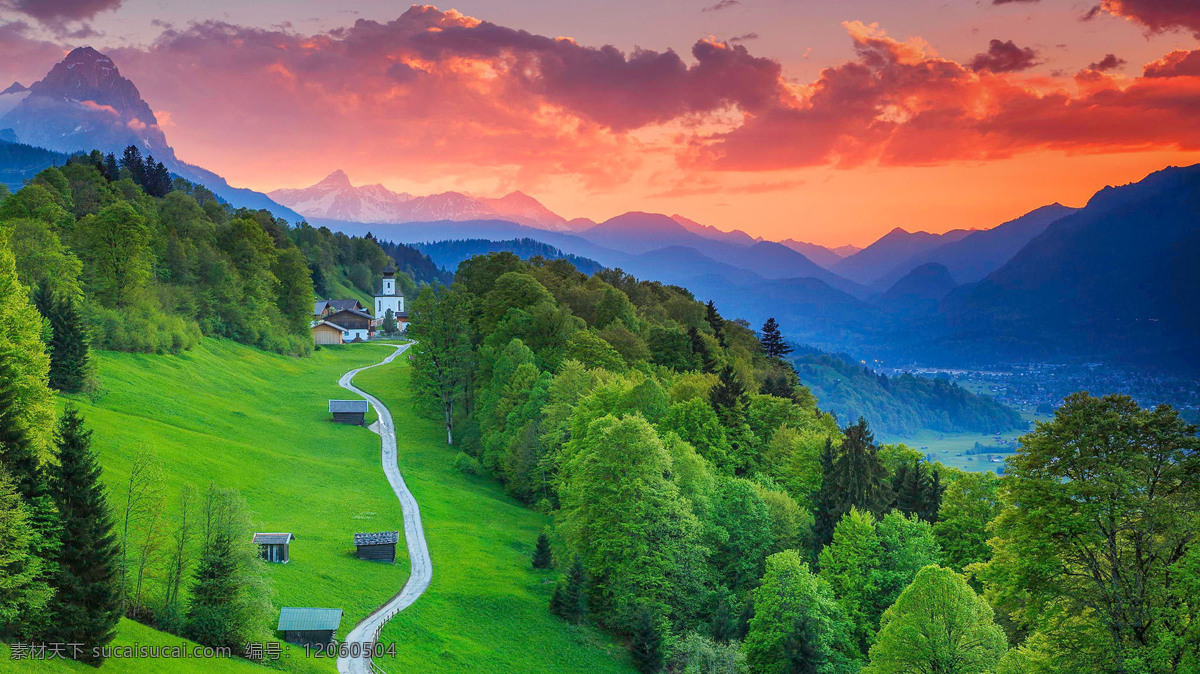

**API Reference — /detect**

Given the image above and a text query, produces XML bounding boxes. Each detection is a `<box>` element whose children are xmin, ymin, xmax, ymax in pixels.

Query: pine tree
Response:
<box><xmin>891</xmin><ymin>460</ymin><xmax>928</xmax><ymax>518</ymax></box>
<box><xmin>631</xmin><ymin>607</ymin><xmax>664</xmax><ymax>673</ymax></box>
<box><xmin>831</xmin><ymin>418</ymin><xmax>891</xmax><ymax>520</ymax></box>
<box><xmin>688</xmin><ymin>326</ymin><xmax>714</xmax><ymax>373</ymax></box>
<box><xmin>103</xmin><ymin>154</ymin><xmax>119</xmax><ymax>182</ymax></box>
<box><xmin>48</xmin><ymin>406</ymin><xmax>120</xmax><ymax>663</ymax></box>
<box><xmin>32</xmin><ymin>286</ymin><xmax>91</xmax><ymax>393</ymax></box>
<box><xmin>119</xmin><ymin>146</ymin><xmax>145</xmax><ymax>185</ymax></box>
<box><xmin>921</xmin><ymin>468</ymin><xmax>944</xmax><ymax>524</ymax></box>
<box><xmin>532</xmin><ymin>532</ymin><xmax>553</xmax><ymax>569</ymax></box>
<box><xmin>762</xmin><ymin>372</ymin><xmax>797</xmax><ymax>401</ymax></box>
<box><xmin>185</xmin><ymin>534</ymin><xmax>239</xmax><ymax>649</ymax></box>
<box><xmin>759</xmin><ymin>317</ymin><xmax>793</xmax><ymax>359</ymax></box>
<box><xmin>813</xmin><ymin>437</ymin><xmax>840</xmax><ymax>552</ymax></box>
<box><xmin>550</xmin><ymin>555</ymin><xmax>587</xmax><ymax>624</ymax></box>
<box><xmin>709</xmin><ymin>365</ymin><xmax>747</xmax><ymax>428</ymax></box>
<box><xmin>704</xmin><ymin>300</ymin><xmax>725</xmax><ymax>346</ymax></box>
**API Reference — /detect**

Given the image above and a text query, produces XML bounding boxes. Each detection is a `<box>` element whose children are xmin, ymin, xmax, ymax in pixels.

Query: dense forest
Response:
<box><xmin>414</xmin><ymin>238</ymin><xmax>603</xmax><ymax>276</ymax></box>
<box><xmin>0</xmin><ymin>148</ymin><xmax>424</xmax><ymax>360</ymax></box>
<box><xmin>790</xmin><ymin>348</ymin><xmax>1024</xmax><ymax>436</ymax></box>
<box><xmin>410</xmin><ymin>252</ymin><xmax>1200</xmax><ymax>673</ymax></box>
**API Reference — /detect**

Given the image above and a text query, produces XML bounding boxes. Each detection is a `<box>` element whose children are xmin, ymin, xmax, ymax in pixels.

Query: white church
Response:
<box><xmin>374</xmin><ymin>265</ymin><xmax>409</xmax><ymax>332</ymax></box>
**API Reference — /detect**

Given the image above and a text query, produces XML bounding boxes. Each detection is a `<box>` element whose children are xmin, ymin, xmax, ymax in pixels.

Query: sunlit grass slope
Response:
<box><xmin>5</xmin><ymin>340</ymin><xmax>407</xmax><ymax>672</ymax></box>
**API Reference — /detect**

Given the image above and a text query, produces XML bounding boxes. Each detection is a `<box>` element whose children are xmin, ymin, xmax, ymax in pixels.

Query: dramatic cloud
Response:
<box><xmin>1143</xmin><ymin>49</ymin><xmax>1200</xmax><ymax>78</ymax></box>
<box><xmin>1087</xmin><ymin>0</ymin><xmax>1200</xmax><ymax>33</ymax></box>
<box><xmin>6</xmin><ymin>6</ymin><xmax>1194</xmax><ymax>190</ymax></box>
<box><xmin>968</xmin><ymin>39</ymin><xmax>1041</xmax><ymax>72</ymax></box>
<box><xmin>992</xmin><ymin>0</ymin><xmax>1039</xmax><ymax>4</ymax></box>
<box><xmin>1087</xmin><ymin>53</ymin><xmax>1127</xmax><ymax>71</ymax></box>
<box><xmin>697</xmin><ymin>21</ymin><xmax>1200</xmax><ymax>170</ymax></box>
<box><xmin>0</xmin><ymin>0</ymin><xmax>122</xmax><ymax>33</ymax></box>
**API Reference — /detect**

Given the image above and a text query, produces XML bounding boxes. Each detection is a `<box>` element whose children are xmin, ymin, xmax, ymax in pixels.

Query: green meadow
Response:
<box><xmin>352</xmin><ymin>360</ymin><xmax>632</xmax><ymax>674</ymax></box>
<box><xmin>1</xmin><ymin>338</ymin><xmax>626</xmax><ymax>672</ymax></box>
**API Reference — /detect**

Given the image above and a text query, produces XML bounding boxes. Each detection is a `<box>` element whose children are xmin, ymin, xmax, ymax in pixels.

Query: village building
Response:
<box><xmin>313</xmin><ymin>299</ymin><xmax>365</xmax><ymax>318</ymax></box>
<box><xmin>353</xmin><ymin>531</ymin><xmax>399</xmax><ymax>563</ymax></box>
<box><xmin>252</xmin><ymin>532</ymin><xmax>295</xmax><ymax>563</ymax></box>
<box><xmin>374</xmin><ymin>266</ymin><xmax>409</xmax><ymax>332</ymax></box>
<box><xmin>276</xmin><ymin>608</ymin><xmax>342</xmax><ymax>647</ymax></box>
<box><xmin>319</xmin><ymin>308</ymin><xmax>373</xmax><ymax>342</ymax></box>
<box><xmin>329</xmin><ymin>399</ymin><xmax>368</xmax><ymax>424</ymax></box>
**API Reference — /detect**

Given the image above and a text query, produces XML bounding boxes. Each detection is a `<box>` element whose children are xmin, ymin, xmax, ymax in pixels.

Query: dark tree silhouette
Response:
<box><xmin>759</xmin><ymin>317</ymin><xmax>793</xmax><ymax>359</ymax></box>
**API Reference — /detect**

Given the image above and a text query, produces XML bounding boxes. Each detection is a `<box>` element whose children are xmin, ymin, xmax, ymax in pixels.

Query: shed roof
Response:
<box><xmin>252</xmin><ymin>533</ymin><xmax>295</xmax><ymax>545</ymax></box>
<box><xmin>277</xmin><ymin>607</ymin><xmax>343</xmax><ymax>632</ymax></box>
<box><xmin>329</xmin><ymin>399</ymin><xmax>369</xmax><ymax>414</ymax></box>
<box><xmin>354</xmin><ymin>531</ymin><xmax>400</xmax><ymax>546</ymax></box>
<box><xmin>312</xmin><ymin>320</ymin><xmax>346</xmax><ymax>332</ymax></box>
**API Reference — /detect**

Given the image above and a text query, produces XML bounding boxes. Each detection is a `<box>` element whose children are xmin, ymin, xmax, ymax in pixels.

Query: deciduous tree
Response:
<box><xmin>864</xmin><ymin>565</ymin><xmax>1007</xmax><ymax>674</ymax></box>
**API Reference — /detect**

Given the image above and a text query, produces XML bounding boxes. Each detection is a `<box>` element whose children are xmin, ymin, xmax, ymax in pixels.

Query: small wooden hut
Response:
<box><xmin>277</xmin><ymin>607</ymin><xmax>342</xmax><ymax>647</ymax></box>
<box><xmin>252</xmin><ymin>532</ymin><xmax>295</xmax><ymax>563</ymax></box>
<box><xmin>329</xmin><ymin>399</ymin><xmax>368</xmax><ymax>425</ymax></box>
<box><xmin>353</xmin><ymin>531</ymin><xmax>399</xmax><ymax>563</ymax></box>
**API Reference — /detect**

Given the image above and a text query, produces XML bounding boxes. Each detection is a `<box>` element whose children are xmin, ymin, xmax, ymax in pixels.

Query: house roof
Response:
<box><xmin>252</xmin><ymin>533</ymin><xmax>295</xmax><ymax>545</ymax></box>
<box><xmin>312</xmin><ymin>320</ymin><xmax>346</xmax><ymax>332</ymax></box>
<box><xmin>329</xmin><ymin>399</ymin><xmax>369</xmax><ymax>414</ymax></box>
<box><xmin>315</xmin><ymin>299</ymin><xmax>364</xmax><ymax>314</ymax></box>
<box><xmin>327</xmin><ymin>307</ymin><xmax>374</xmax><ymax>321</ymax></box>
<box><xmin>277</xmin><ymin>607</ymin><xmax>343</xmax><ymax>632</ymax></box>
<box><xmin>354</xmin><ymin>531</ymin><xmax>400</xmax><ymax>546</ymax></box>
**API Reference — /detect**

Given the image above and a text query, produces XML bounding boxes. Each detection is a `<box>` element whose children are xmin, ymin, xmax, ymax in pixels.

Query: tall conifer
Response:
<box><xmin>759</xmin><ymin>317</ymin><xmax>793</xmax><ymax>359</ymax></box>
<box><xmin>831</xmin><ymin>418</ymin><xmax>891</xmax><ymax>520</ymax></box>
<box><xmin>33</xmin><ymin>286</ymin><xmax>91</xmax><ymax>393</ymax></box>
<box><xmin>48</xmin><ymin>406</ymin><xmax>120</xmax><ymax>662</ymax></box>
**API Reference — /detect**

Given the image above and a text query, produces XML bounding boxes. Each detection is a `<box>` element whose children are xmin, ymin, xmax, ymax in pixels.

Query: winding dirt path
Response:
<box><xmin>336</xmin><ymin>343</ymin><xmax>431</xmax><ymax>674</ymax></box>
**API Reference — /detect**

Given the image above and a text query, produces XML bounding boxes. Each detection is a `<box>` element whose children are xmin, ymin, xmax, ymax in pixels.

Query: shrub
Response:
<box><xmin>452</xmin><ymin>452</ymin><xmax>482</xmax><ymax>476</ymax></box>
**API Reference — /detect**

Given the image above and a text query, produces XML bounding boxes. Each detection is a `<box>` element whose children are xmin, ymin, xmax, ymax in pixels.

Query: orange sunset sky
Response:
<box><xmin>1</xmin><ymin>0</ymin><xmax>1198</xmax><ymax>246</ymax></box>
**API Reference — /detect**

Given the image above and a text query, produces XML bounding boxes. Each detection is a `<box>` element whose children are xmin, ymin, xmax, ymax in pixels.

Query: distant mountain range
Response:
<box><xmin>268</xmin><ymin>170</ymin><xmax>574</xmax><ymax>231</ymax></box>
<box><xmin>0</xmin><ymin>47</ymin><xmax>301</xmax><ymax>220</ymax></box>
<box><xmin>3</xmin><ymin>46</ymin><xmax>1195</xmax><ymax>371</ymax></box>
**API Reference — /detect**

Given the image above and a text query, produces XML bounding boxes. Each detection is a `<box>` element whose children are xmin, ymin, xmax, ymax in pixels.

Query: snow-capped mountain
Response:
<box><xmin>0</xmin><ymin>47</ymin><xmax>171</xmax><ymax>157</ymax></box>
<box><xmin>269</xmin><ymin>171</ymin><xmax>573</xmax><ymax>231</ymax></box>
<box><xmin>0</xmin><ymin>47</ymin><xmax>301</xmax><ymax>220</ymax></box>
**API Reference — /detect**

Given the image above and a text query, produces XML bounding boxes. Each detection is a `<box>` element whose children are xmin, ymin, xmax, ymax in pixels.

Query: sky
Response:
<box><xmin>1</xmin><ymin>0</ymin><xmax>1198</xmax><ymax>246</ymax></box>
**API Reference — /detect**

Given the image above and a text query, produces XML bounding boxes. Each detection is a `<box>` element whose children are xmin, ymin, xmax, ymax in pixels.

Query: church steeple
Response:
<box><xmin>374</xmin><ymin>264</ymin><xmax>404</xmax><ymax>319</ymax></box>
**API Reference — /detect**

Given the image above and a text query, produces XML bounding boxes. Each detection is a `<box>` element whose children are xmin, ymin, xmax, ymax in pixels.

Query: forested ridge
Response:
<box><xmin>409</xmin><ymin>252</ymin><xmax>1200</xmax><ymax>673</ymax></box>
<box><xmin>790</xmin><ymin>348</ymin><xmax>1024</xmax><ymax>436</ymax></box>
<box><xmin>0</xmin><ymin>148</ymin><xmax>435</xmax><ymax>361</ymax></box>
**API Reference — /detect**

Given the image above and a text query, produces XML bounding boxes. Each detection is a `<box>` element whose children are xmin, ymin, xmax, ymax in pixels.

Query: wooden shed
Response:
<box><xmin>329</xmin><ymin>399</ymin><xmax>368</xmax><ymax>425</ymax></box>
<box><xmin>354</xmin><ymin>531</ymin><xmax>399</xmax><ymax>563</ymax></box>
<box><xmin>277</xmin><ymin>607</ymin><xmax>342</xmax><ymax>647</ymax></box>
<box><xmin>311</xmin><ymin>321</ymin><xmax>344</xmax><ymax>346</ymax></box>
<box><xmin>252</xmin><ymin>532</ymin><xmax>295</xmax><ymax>563</ymax></box>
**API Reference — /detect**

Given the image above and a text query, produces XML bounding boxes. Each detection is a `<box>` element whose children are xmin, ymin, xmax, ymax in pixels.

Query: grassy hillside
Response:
<box><xmin>0</xmin><ymin>338</ymin><xmax>625</xmax><ymax>672</ymax></box>
<box><xmin>352</xmin><ymin>360</ymin><xmax>632</xmax><ymax>673</ymax></box>
<box><xmin>0</xmin><ymin>619</ymin><xmax>261</xmax><ymax>673</ymax></box>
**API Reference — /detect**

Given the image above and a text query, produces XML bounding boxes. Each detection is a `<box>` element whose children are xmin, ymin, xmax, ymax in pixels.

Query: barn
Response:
<box><xmin>354</xmin><ymin>531</ymin><xmax>399</xmax><ymax>563</ymax></box>
<box><xmin>329</xmin><ymin>399</ymin><xmax>368</xmax><ymax>425</ymax></box>
<box><xmin>252</xmin><ymin>532</ymin><xmax>295</xmax><ymax>563</ymax></box>
<box><xmin>311</xmin><ymin>321</ymin><xmax>344</xmax><ymax>346</ymax></box>
<box><xmin>323</xmin><ymin>308</ymin><xmax>373</xmax><ymax>342</ymax></box>
<box><xmin>277</xmin><ymin>607</ymin><xmax>342</xmax><ymax>647</ymax></box>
